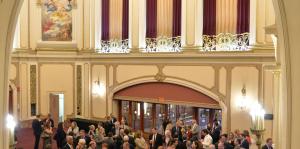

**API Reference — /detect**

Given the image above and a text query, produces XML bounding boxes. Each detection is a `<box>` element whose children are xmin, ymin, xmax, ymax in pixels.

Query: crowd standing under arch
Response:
<box><xmin>31</xmin><ymin>113</ymin><xmax>273</xmax><ymax>149</ymax></box>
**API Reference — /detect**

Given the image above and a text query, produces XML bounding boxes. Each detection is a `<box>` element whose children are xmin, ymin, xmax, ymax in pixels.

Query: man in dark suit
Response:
<box><xmin>240</xmin><ymin>134</ymin><xmax>250</xmax><ymax>149</ymax></box>
<box><xmin>149</xmin><ymin>128</ymin><xmax>163</xmax><ymax>149</ymax></box>
<box><xmin>124</xmin><ymin>129</ymin><xmax>135</xmax><ymax>148</ymax></box>
<box><xmin>32</xmin><ymin>114</ymin><xmax>43</xmax><ymax>149</ymax></box>
<box><xmin>262</xmin><ymin>138</ymin><xmax>273</xmax><ymax>149</ymax></box>
<box><xmin>63</xmin><ymin>135</ymin><xmax>74</xmax><ymax>149</ymax></box>
<box><xmin>171</xmin><ymin>120</ymin><xmax>183</xmax><ymax>142</ymax></box>
<box><xmin>212</xmin><ymin>121</ymin><xmax>221</xmax><ymax>144</ymax></box>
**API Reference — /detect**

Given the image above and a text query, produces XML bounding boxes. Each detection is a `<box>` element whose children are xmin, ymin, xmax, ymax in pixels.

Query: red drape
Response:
<box><xmin>237</xmin><ymin>0</ymin><xmax>250</xmax><ymax>34</ymax></box>
<box><xmin>146</xmin><ymin>0</ymin><xmax>157</xmax><ymax>38</ymax></box>
<box><xmin>122</xmin><ymin>0</ymin><xmax>129</xmax><ymax>39</ymax></box>
<box><xmin>203</xmin><ymin>0</ymin><xmax>216</xmax><ymax>35</ymax></box>
<box><xmin>172</xmin><ymin>0</ymin><xmax>181</xmax><ymax>37</ymax></box>
<box><xmin>101</xmin><ymin>0</ymin><xmax>110</xmax><ymax>41</ymax></box>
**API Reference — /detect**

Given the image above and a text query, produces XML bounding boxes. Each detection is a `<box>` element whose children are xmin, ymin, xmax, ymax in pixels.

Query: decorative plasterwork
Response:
<box><xmin>155</xmin><ymin>65</ymin><xmax>166</xmax><ymax>82</ymax></box>
<box><xmin>30</xmin><ymin>65</ymin><xmax>37</xmax><ymax>104</ymax></box>
<box><xmin>202</xmin><ymin>33</ymin><xmax>250</xmax><ymax>51</ymax></box>
<box><xmin>143</xmin><ymin>36</ymin><xmax>181</xmax><ymax>53</ymax></box>
<box><xmin>76</xmin><ymin>65</ymin><xmax>82</xmax><ymax>116</ymax></box>
<box><xmin>97</xmin><ymin>39</ymin><xmax>130</xmax><ymax>54</ymax></box>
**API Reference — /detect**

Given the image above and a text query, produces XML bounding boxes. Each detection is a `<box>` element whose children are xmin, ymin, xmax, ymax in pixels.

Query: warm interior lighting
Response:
<box><xmin>236</xmin><ymin>85</ymin><xmax>249</xmax><ymax>111</ymax></box>
<box><xmin>249</xmin><ymin>101</ymin><xmax>265</xmax><ymax>130</ymax></box>
<box><xmin>92</xmin><ymin>77</ymin><xmax>106</xmax><ymax>97</ymax></box>
<box><xmin>6</xmin><ymin>114</ymin><xmax>16</xmax><ymax>131</ymax></box>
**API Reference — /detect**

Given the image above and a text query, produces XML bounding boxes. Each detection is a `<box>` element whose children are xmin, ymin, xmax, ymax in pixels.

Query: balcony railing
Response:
<box><xmin>96</xmin><ymin>39</ymin><xmax>130</xmax><ymax>53</ymax></box>
<box><xmin>143</xmin><ymin>36</ymin><xmax>181</xmax><ymax>53</ymax></box>
<box><xmin>202</xmin><ymin>33</ymin><xmax>250</xmax><ymax>51</ymax></box>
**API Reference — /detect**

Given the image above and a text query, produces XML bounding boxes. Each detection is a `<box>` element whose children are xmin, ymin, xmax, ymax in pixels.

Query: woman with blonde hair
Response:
<box><xmin>134</xmin><ymin>131</ymin><xmax>147</xmax><ymax>149</ymax></box>
<box><xmin>41</xmin><ymin>120</ymin><xmax>53</xmax><ymax>149</ymax></box>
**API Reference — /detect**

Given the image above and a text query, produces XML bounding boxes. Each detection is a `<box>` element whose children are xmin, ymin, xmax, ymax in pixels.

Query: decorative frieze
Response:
<box><xmin>202</xmin><ymin>33</ymin><xmax>250</xmax><ymax>51</ymax></box>
<box><xmin>143</xmin><ymin>36</ymin><xmax>181</xmax><ymax>53</ymax></box>
<box><xmin>97</xmin><ymin>39</ymin><xmax>130</xmax><ymax>53</ymax></box>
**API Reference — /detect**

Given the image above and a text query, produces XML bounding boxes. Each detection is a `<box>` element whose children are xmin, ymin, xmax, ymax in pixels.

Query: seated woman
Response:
<box><xmin>67</xmin><ymin>121</ymin><xmax>79</xmax><ymax>137</ymax></box>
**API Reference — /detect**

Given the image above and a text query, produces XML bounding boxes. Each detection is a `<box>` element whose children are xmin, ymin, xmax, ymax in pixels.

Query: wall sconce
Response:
<box><xmin>6</xmin><ymin>114</ymin><xmax>16</xmax><ymax>148</ymax></box>
<box><xmin>92</xmin><ymin>77</ymin><xmax>105</xmax><ymax>97</ymax></box>
<box><xmin>236</xmin><ymin>85</ymin><xmax>249</xmax><ymax>111</ymax></box>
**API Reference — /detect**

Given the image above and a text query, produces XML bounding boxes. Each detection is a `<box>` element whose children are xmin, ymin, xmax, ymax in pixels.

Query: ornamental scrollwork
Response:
<box><xmin>202</xmin><ymin>33</ymin><xmax>250</xmax><ymax>51</ymax></box>
<box><xmin>97</xmin><ymin>39</ymin><xmax>130</xmax><ymax>53</ymax></box>
<box><xmin>143</xmin><ymin>36</ymin><xmax>181</xmax><ymax>53</ymax></box>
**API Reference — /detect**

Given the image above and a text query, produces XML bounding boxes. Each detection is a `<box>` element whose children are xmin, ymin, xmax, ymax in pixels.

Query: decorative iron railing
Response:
<box><xmin>143</xmin><ymin>36</ymin><xmax>181</xmax><ymax>53</ymax></box>
<box><xmin>202</xmin><ymin>33</ymin><xmax>250</xmax><ymax>51</ymax></box>
<box><xmin>96</xmin><ymin>39</ymin><xmax>130</xmax><ymax>53</ymax></box>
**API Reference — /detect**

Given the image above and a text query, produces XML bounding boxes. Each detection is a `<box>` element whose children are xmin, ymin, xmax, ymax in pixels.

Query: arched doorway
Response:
<box><xmin>113</xmin><ymin>82</ymin><xmax>222</xmax><ymax>133</ymax></box>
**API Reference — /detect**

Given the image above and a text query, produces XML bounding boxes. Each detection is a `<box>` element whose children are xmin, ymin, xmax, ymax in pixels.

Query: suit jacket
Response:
<box><xmin>171</xmin><ymin>126</ymin><xmax>182</xmax><ymax>140</ymax></box>
<box><xmin>212</xmin><ymin>126</ymin><xmax>221</xmax><ymax>144</ymax></box>
<box><xmin>75</xmin><ymin>135</ymin><xmax>91</xmax><ymax>147</ymax></box>
<box><xmin>240</xmin><ymin>139</ymin><xmax>249</xmax><ymax>149</ymax></box>
<box><xmin>32</xmin><ymin>119</ymin><xmax>43</xmax><ymax>136</ymax></box>
<box><xmin>63</xmin><ymin>143</ymin><xmax>72</xmax><ymax>149</ymax></box>
<box><xmin>262</xmin><ymin>144</ymin><xmax>273</xmax><ymax>149</ymax></box>
<box><xmin>149</xmin><ymin>133</ymin><xmax>163</xmax><ymax>149</ymax></box>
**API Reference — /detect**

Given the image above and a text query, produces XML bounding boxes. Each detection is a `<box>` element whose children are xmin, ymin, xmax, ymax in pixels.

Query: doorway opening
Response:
<box><xmin>49</xmin><ymin>93</ymin><xmax>64</xmax><ymax>125</ymax></box>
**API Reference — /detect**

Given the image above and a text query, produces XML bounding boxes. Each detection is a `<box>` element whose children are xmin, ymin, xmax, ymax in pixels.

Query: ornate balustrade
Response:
<box><xmin>96</xmin><ymin>39</ymin><xmax>130</xmax><ymax>53</ymax></box>
<box><xmin>95</xmin><ymin>34</ymin><xmax>251</xmax><ymax>53</ymax></box>
<box><xmin>143</xmin><ymin>36</ymin><xmax>181</xmax><ymax>53</ymax></box>
<box><xmin>202</xmin><ymin>33</ymin><xmax>250</xmax><ymax>51</ymax></box>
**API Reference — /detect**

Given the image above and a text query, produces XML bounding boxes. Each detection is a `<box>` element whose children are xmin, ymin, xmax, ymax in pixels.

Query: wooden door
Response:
<box><xmin>8</xmin><ymin>86</ymin><xmax>13</xmax><ymax>114</ymax></box>
<box><xmin>49</xmin><ymin>93</ymin><xmax>59</xmax><ymax>127</ymax></box>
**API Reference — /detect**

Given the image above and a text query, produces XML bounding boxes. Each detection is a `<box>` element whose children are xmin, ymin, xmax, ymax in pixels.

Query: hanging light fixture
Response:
<box><xmin>236</xmin><ymin>85</ymin><xmax>249</xmax><ymax>111</ymax></box>
<box><xmin>92</xmin><ymin>76</ymin><xmax>105</xmax><ymax>97</ymax></box>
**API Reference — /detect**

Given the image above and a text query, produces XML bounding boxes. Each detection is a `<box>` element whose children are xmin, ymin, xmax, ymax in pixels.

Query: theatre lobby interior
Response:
<box><xmin>0</xmin><ymin>0</ymin><xmax>300</xmax><ymax>149</ymax></box>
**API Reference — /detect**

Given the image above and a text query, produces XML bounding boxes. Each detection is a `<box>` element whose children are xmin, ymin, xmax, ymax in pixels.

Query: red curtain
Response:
<box><xmin>237</xmin><ymin>0</ymin><xmax>250</xmax><ymax>34</ymax></box>
<box><xmin>122</xmin><ymin>0</ymin><xmax>129</xmax><ymax>39</ymax></box>
<box><xmin>101</xmin><ymin>0</ymin><xmax>110</xmax><ymax>41</ymax></box>
<box><xmin>203</xmin><ymin>0</ymin><xmax>216</xmax><ymax>35</ymax></box>
<box><xmin>146</xmin><ymin>0</ymin><xmax>157</xmax><ymax>38</ymax></box>
<box><xmin>172</xmin><ymin>0</ymin><xmax>181</xmax><ymax>37</ymax></box>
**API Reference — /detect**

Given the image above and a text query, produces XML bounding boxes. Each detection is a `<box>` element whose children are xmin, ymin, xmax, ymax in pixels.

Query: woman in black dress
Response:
<box><xmin>54</xmin><ymin>122</ymin><xmax>66</xmax><ymax>149</ymax></box>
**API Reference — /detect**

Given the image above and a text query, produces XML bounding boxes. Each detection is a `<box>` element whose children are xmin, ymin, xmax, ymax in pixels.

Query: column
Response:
<box><xmin>0</xmin><ymin>1</ymin><xmax>23</xmax><ymax>148</ymax></box>
<box><xmin>272</xmin><ymin>70</ymin><xmax>280</xmax><ymax>148</ymax></box>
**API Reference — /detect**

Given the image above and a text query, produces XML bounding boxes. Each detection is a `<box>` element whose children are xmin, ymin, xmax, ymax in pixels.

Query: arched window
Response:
<box><xmin>143</xmin><ymin>0</ymin><xmax>182</xmax><ymax>52</ymax></box>
<box><xmin>202</xmin><ymin>0</ymin><xmax>250</xmax><ymax>51</ymax></box>
<box><xmin>98</xmin><ymin>0</ymin><xmax>130</xmax><ymax>53</ymax></box>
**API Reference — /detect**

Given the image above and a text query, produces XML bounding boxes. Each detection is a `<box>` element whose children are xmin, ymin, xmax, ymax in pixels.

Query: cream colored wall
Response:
<box><xmin>91</xmin><ymin>65</ymin><xmax>107</xmax><ymax>118</ymax></box>
<box><xmin>39</xmin><ymin>64</ymin><xmax>74</xmax><ymax>116</ymax></box>
<box><xmin>231</xmin><ymin>67</ymin><xmax>259</xmax><ymax>131</ymax></box>
<box><xmin>12</xmin><ymin>61</ymin><xmax>276</xmax><ymax>136</ymax></box>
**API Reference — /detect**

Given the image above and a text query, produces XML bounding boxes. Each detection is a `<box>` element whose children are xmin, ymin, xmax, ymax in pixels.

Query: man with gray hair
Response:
<box><xmin>63</xmin><ymin>135</ymin><xmax>74</xmax><ymax>149</ymax></box>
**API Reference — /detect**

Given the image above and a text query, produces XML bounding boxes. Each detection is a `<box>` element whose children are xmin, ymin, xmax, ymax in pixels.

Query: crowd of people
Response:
<box><xmin>32</xmin><ymin>114</ymin><xmax>274</xmax><ymax>149</ymax></box>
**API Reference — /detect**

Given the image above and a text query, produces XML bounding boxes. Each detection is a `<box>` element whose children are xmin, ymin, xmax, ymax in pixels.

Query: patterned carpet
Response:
<box><xmin>16</xmin><ymin>128</ymin><xmax>57</xmax><ymax>149</ymax></box>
